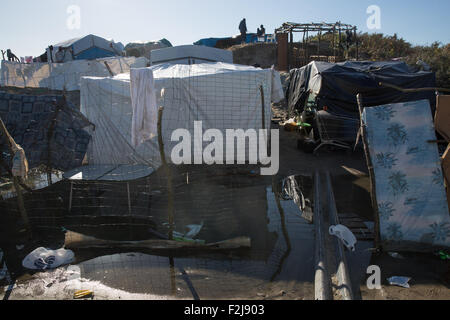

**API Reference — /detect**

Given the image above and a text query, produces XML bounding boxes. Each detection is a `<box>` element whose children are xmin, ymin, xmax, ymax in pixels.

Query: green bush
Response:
<box><xmin>353</xmin><ymin>33</ymin><xmax>449</xmax><ymax>89</ymax></box>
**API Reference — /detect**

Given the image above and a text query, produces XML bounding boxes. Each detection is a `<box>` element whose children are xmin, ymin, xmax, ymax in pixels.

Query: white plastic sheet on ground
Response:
<box><xmin>80</xmin><ymin>62</ymin><xmax>284</xmax><ymax>169</ymax></box>
<box><xmin>0</xmin><ymin>56</ymin><xmax>148</xmax><ymax>91</ymax></box>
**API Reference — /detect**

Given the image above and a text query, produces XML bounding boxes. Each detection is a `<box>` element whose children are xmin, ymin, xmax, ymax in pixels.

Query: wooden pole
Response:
<box><xmin>157</xmin><ymin>106</ymin><xmax>174</xmax><ymax>240</ymax></box>
<box><xmin>356</xmin><ymin>94</ymin><xmax>381</xmax><ymax>250</ymax></box>
<box><xmin>0</xmin><ymin>117</ymin><xmax>31</xmax><ymax>236</ymax></box>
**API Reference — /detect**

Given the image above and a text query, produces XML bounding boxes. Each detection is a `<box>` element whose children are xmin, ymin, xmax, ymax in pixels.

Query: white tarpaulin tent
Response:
<box><xmin>80</xmin><ymin>62</ymin><xmax>284</xmax><ymax>170</ymax></box>
<box><xmin>1</xmin><ymin>56</ymin><xmax>148</xmax><ymax>91</ymax></box>
<box><xmin>150</xmin><ymin>45</ymin><xmax>233</xmax><ymax>65</ymax></box>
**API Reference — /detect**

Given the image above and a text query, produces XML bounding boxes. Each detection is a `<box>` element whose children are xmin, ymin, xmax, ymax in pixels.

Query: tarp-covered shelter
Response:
<box><xmin>287</xmin><ymin>61</ymin><xmax>437</xmax><ymax>118</ymax></box>
<box><xmin>49</xmin><ymin>34</ymin><xmax>124</xmax><ymax>62</ymax></box>
<box><xmin>80</xmin><ymin>62</ymin><xmax>284</xmax><ymax>170</ymax></box>
<box><xmin>1</xmin><ymin>56</ymin><xmax>148</xmax><ymax>91</ymax></box>
<box><xmin>124</xmin><ymin>39</ymin><xmax>172</xmax><ymax>60</ymax></box>
<box><xmin>150</xmin><ymin>45</ymin><xmax>233</xmax><ymax>65</ymax></box>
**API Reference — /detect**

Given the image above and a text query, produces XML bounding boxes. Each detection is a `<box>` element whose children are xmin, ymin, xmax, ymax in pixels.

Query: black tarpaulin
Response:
<box><xmin>287</xmin><ymin>61</ymin><xmax>436</xmax><ymax>118</ymax></box>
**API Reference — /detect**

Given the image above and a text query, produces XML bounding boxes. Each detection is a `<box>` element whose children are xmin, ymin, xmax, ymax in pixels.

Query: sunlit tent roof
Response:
<box><xmin>151</xmin><ymin>45</ymin><xmax>233</xmax><ymax>65</ymax></box>
<box><xmin>50</xmin><ymin>34</ymin><xmax>124</xmax><ymax>62</ymax></box>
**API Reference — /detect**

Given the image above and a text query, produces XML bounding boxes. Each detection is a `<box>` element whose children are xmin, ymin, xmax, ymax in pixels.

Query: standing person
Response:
<box><xmin>260</xmin><ymin>25</ymin><xmax>266</xmax><ymax>36</ymax></box>
<box><xmin>6</xmin><ymin>49</ymin><xmax>20</xmax><ymax>63</ymax></box>
<box><xmin>239</xmin><ymin>18</ymin><xmax>247</xmax><ymax>44</ymax></box>
<box><xmin>257</xmin><ymin>25</ymin><xmax>266</xmax><ymax>41</ymax></box>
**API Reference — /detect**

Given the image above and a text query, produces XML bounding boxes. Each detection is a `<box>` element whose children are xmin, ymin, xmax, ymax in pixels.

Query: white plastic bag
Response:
<box><xmin>22</xmin><ymin>247</ymin><xmax>75</xmax><ymax>270</ymax></box>
<box><xmin>329</xmin><ymin>224</ymin><xmax>357</xmax><ymax>252</ymax></box>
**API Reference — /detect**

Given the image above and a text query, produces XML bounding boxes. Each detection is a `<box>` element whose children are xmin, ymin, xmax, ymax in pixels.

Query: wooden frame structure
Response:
<box><xmin>275</xmin><ymin>22</ymin><xmax>359</xmax><ymax>70</ymax></box>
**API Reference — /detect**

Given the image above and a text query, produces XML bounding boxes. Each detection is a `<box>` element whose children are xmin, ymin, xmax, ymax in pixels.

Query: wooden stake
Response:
<box><xmin>157</xmin><ymin>106</ymin><xmax>174</xmax><ymax>240</ymax></box>
<box><xmin>356</xmin><ymin>94</ymin><xmax>381</xmax><ymax>250</ymax></box>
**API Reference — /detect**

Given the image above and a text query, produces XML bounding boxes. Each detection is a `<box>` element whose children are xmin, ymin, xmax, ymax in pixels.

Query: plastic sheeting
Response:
<box><xmin>51</xmin><ymin>34</ymin><xmax>124</xmax><ymax>61</ymax></box>
<box><xmin>151</xmin><ymin>45</ymin><xmax>233</xmax><ymax>65</ymax></box>
<box><xmin>130</xmin><ymin>68</ymin><xmax>158</xmax><ymax>147</ymax></box>
<box><xmin>287</xmin><ymin>61</ymin><xmax>436</xmax><ymax>118</ymax></box>
<box><xmin>80</xmin><ymin>62</ymin><xmax>284</xmax><ymax>168</ymax></box>
<box><xmin>0</xmin><ymin>56</ymin><xmax>148</xmax><ymax>91</ymax></box>
<box><xmin>363</xmin><ymin>99</ymin><xmax>450</xmax><ymax>251</ymax></box>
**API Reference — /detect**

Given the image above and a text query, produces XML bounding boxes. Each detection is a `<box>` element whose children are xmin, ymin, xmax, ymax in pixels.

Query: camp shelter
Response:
<box><xmin>49</xmin><ymin>34</ymin><xmax>124</xmax><ymax>62</ymax></box>
<box><xmin>1</xmin><ymin>56</ymin><xmax>148</xmax><ymax>91</ymax></box>
<box><xmin>150</xmin><ymin>45</ymin><xmax>233</xmax><ymax>66</ymax></box>
<box><xmin>287</xmin><ymin>61</ymin><xmax>436</xmax><ymax>119</ymax></box>
<box><xmin>125</xmin><ymin>39</ymin><xmax>172</xmax><ymax>60</ymax></box>
<box><xmin>80</xmin><ymin>62</ymin><xmax>284</xmax><ymax>169</ymax></box>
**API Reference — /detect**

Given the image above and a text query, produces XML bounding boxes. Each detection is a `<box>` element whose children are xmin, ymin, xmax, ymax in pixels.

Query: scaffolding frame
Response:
<box><xmin>275</xmin><ymin>22</ymin><xmax>359</xmax><ymax>70</ymax></box>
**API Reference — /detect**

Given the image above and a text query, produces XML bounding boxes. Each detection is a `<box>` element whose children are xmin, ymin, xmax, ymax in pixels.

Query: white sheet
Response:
<box><xmin>130</xmin><ymin>68</ymin><xmax>158</xmax><ymax>147</ymax></box>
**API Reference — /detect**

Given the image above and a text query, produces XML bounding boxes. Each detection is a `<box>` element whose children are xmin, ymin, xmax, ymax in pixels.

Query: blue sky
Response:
<box><xmin>1</xmin><ymin>0</ymin><xmax>449</xmax><ymax>58</ymax></box>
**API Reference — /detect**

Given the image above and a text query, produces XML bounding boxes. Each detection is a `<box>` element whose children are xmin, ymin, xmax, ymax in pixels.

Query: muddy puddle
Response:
<box><xmin>0</xmin><ymin>168</ymin><xmax>375</xmax><ymax>300</ymax></box>
<box><xmin>0</xmin><ymin>170</ymin><xmax>319</xmax><ymax>300</ymax></box>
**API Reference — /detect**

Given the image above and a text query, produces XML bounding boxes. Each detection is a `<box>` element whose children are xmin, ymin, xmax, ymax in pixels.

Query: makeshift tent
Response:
<box><xmin>80</xmin><ymin>62</ymin><xmax>284</xmax><ymax>171</ymax></box>
<box><xmin>362</xmin><ymin>99</ymin><xmax>450</xmax><ymax>251</ymax></box>
<box><xmin>124</xmin><ymin>39</ymin><xmax>172</xmax><ymax>60</ymax></box>
<box><xmin>150</xmin><ymin>45</ymin><xmax>233</xmax><ymax>65</ymax></box>
<box><xmin>1</xmin><ymin>57</ymin><xmax>148</xmax><ymax>91</ymax></box>
<box><xmin>287</xmin><ymin>61</ymin><xmax>436</xmax><ymax>118</ymax></box>
<box><xmin>49</xmin><ymin>35</ymin><xmax>124</xmax><ymax>62</ymax></box>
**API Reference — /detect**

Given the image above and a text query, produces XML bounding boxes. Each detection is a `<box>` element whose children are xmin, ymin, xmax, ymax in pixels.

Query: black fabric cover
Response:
<box><xmin>287</xmin><ymin>61</ymin><xmax>436</xmax><ymax>118</ymax></box>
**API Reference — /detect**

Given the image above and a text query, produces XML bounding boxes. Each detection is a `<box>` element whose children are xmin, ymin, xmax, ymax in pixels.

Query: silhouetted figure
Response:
<box><xmin>239</xmin><ymin>18</ymin><xmax>247</xmax><ymax>44</ymax></box>
<box><xmin>6</xmin><ymin>49</ymin><xmax>20</xmax><ymax>63</ymax></box>
<box><xmin>257</xmin><ymin>25</ymin><xmax>266</xmax><ymax>37</ymax></box>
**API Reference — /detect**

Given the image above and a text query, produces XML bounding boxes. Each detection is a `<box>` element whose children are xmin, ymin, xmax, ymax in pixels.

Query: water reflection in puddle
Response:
<box><xmin>1</xmin><ymin>173</ymin><xmax>317</xmax><ymax>300</ymax></box>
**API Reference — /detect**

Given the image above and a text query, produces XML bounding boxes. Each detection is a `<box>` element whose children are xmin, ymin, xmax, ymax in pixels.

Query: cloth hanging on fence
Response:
<box><xmin>11</xmin><ymin>145</ymin><xmax>29</xmax><ymax>179</ymax></box>
<box><xmin>130</xmin><ymin>68</ymin><xmax>158</xmax><ymax>148</ymax></box>
<box><xmin>0</xmin><ymin>117</ymin><xmax>28</xmax><ymax>178</ymax></box>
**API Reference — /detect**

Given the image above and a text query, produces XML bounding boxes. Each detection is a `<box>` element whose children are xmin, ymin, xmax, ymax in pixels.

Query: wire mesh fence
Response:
<box><xmin>0</xmin><ymin>60</ymin><xmax>316</xmax><ymax>300</ymax></box>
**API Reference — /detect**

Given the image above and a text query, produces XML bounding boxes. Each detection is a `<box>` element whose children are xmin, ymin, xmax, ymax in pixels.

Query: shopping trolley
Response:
<box><xmin>313</xmin><ymin>110</ymin><xmax>360</xmax><ymax>155</ymax></box>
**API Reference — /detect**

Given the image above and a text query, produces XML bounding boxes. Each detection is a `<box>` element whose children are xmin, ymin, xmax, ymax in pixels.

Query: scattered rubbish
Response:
<box><xmin>184</xmin><ymin>222</ymin><xmax>204</xmax><ymax>239</ymax></box>
<box><xmin>329</xmin><ymin>224</ymin><xmax>357</xmax><ymax>252</ymax></box>
<box><xmin>172</xmin><ymin>222</ymin><xmax>205</xmax><ymax>243</ymax></box>
<box><xmin>282</xmin><ymin>118</ymin><xmax>298</xmax><ymax>131</ymax></box>
<box><xmin>22</xmin><ymin>247</ymin><xmax>75</xmax><ymax>270</ymax></box>
<box><xmin>16</xmin><ymin>245</ymin><xmax>24</xmax><ymax>251</ymax></box>
<box><xmin>438</xmin><ymin>250</ymin><xmax>450</xmax><ymax>261</ymax></box>
<box><xmin>388</xmin><ymin>252</ymin><xmax>405</xmax><ymax>259</ymax></box>
<box><xmin>387</xmin><ymin>276</ymin><xmax>411</xmax><ymax>288</ymax></box>
<box><xmin>73</xmin><ymin>290</ymin><xmax>94</xmax><ymax>300</ymax></box>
